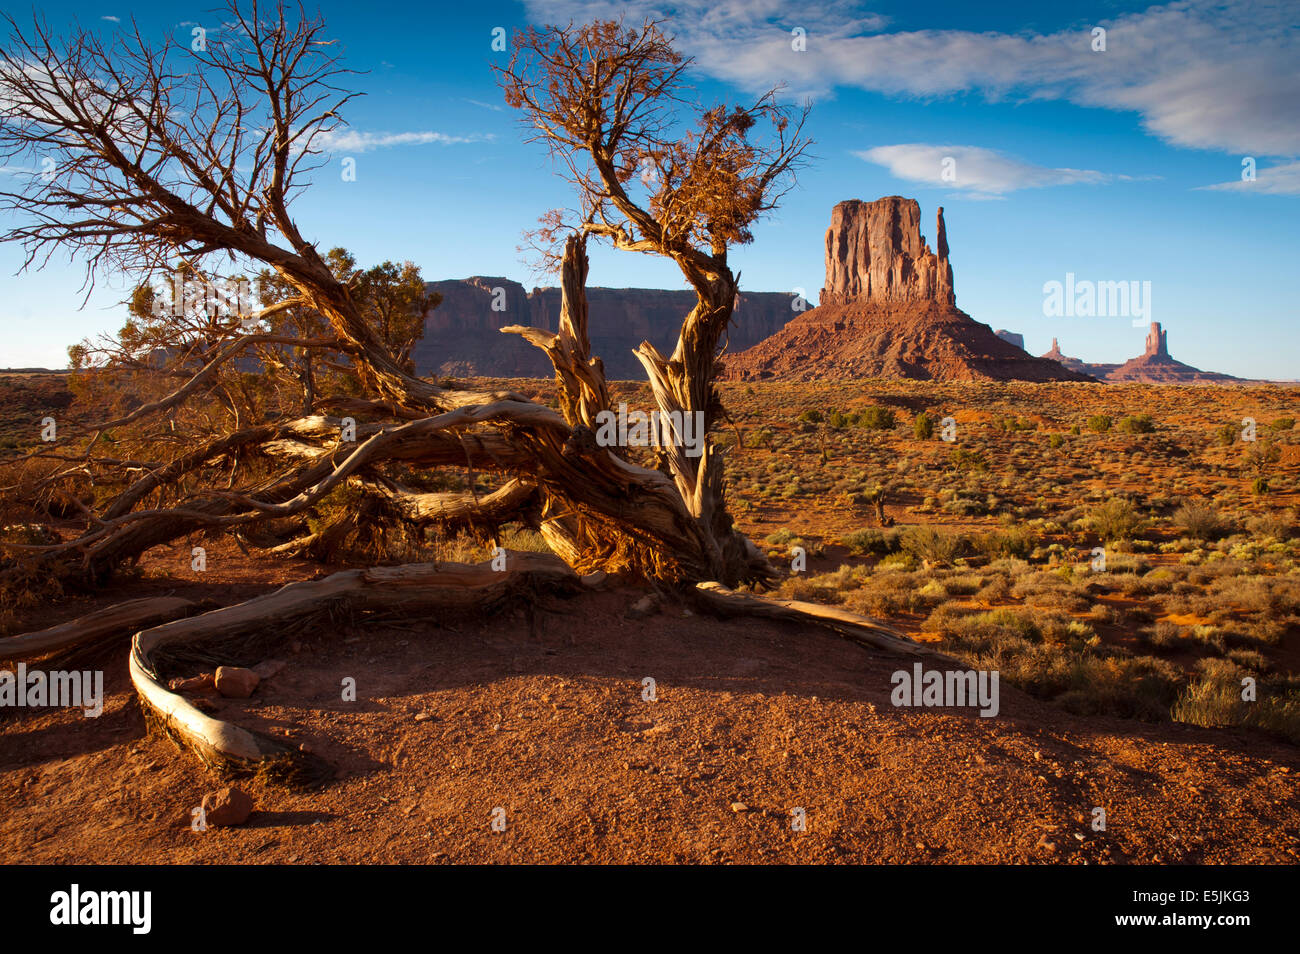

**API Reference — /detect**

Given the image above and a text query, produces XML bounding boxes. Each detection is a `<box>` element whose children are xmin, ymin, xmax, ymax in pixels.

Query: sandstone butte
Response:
<box><xmin>1041</xmin><ymin>323</ymin><xmax>1240</xmax><ymax>384</ymax></box>
<box><xmin>723</xmin><ymin>196</ymin><xmax>1093</xmax><ymax>383</ymax></box>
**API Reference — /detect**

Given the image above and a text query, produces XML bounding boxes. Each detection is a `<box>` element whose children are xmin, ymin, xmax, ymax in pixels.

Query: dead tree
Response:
<box><xmin>0</xmin><ymin>4</ymin><xmax>922</xmax><ymax>777</ymax></box>
<box><xmin>497</xmin><ymin>20</ymin><xmax>811</xmax><ymax>583</ymax></box>
<box><xmin>0</xmin><ymin>5</ymin><xmax>812</xmax><ymax>587</ymax></box>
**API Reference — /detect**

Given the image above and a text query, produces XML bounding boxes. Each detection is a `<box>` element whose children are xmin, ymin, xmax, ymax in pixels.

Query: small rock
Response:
<box><xmin>201</xmin><ymin>786</ymin><xmax>254</xmax><ymax>827</ymax></box>
<box><xmin>252</xmin><ymin>659</ymin><xmax>287</xmax><ymax>681</ymax></box>
<box><xmin>730</xmin><ymin>802</ymin><xmax>749</xmax><ymax>813</ymax></box>
<box><xmin>215</xmin><ymin>666</ymin><xmax>260</xmax><ymax>698</ymax></box>
<box><xmin>414</xmin><ymin>712</ymin><xmax>435</xmax><ymax>723</ymax></box>
<box><xmin>168</xmin><ymin>673</ymin><xmax>215</xmax><ymax>692</ymax></box>
<box><xmin>625</xmin><ymin>594</ymin><xmax>660</xmax><ymax>620</ymax></box>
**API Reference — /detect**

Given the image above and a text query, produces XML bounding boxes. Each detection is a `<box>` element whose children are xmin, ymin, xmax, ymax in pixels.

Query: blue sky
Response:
<box><xmin>0</xmin><ymin>0</ymin><xmax>1296</xmax><ymax>379</ymax></box>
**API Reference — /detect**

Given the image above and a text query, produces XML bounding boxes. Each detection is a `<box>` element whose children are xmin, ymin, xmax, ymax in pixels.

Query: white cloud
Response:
<box><xmin>1201</xmin><ymin>159</ymin><xmax>1300</xmax><ymax>196</ymax></box>
<box><xmin>464</xmin><ymin>98</ymin><xmax>504</xmax><ymax>112</ymax></box>
<box><xmin>523</xmin><ymin>0</ymin><xmax>1300</xmax><ymax>156</ymax></box>
<box><xmin>856</xmin><ymin>144</ymin><xmax>1113</xmax><ymax>197</ymax></box>
<box><xmin>315</xmin><ymin>130</ymin><xmax>493</xmax><ymax>153</ymax></box>
<box><xmin>101</xmin><ymin>16</ymin><xmax>121</xmax><ymax>23</ymax></box>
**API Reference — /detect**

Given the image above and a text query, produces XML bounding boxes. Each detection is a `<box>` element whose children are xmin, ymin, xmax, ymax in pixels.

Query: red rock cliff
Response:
<box><xmin>821</xmin><ymin>197</ymin><xmax>954</xmax><ymax>308</ymax></box>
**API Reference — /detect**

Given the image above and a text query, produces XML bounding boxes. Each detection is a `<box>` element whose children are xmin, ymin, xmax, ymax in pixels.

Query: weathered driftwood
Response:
<box><xmin>1</xmin><ymin>596</ymin><xmax>197</xmax><ymax>661</ymax></box>
<box><xmin>130</xmin><ymin>552</ymin><xmax>580</xmax><ymax>779</ymax></box>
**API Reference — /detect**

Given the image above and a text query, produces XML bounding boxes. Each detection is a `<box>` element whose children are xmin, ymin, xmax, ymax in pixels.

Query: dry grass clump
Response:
<box><xmin>923</xmin><ymin>604</ymin><xmax>1181</xmax><ymax>720</ymax></box>
<box><xmin>1172</xmin><ymin>659</ymin><xmax>1300</xmax><ymax>743</ymax></box>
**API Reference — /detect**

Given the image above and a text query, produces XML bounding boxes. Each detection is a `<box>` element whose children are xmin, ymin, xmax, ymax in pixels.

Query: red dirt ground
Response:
<box><xmin>2</xmin><ymin>562</ymin><xmax>1297</xmax><ymax>864</ymax></box>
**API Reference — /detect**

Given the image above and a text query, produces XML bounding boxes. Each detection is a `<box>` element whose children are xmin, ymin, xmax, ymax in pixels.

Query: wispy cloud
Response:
<box><xmin>857</xmin><ymin>144</ymin><xmax>1116</xmax><ymax>197</ymax></box>
<box><xmin>101</xmin><ymin>16</ymin><xmax>121</xmax><ymax>23</ymax></box>
<box><xmin>464</xmin><ymin>98</ymin><xmax>504</xmax><ymax>112</ymax></box>
<box><xmin>1201</xmin><ymin>160</ymin><xmax>1300</xmax><ymax>196</ymax></box>
<box><xmin>316</xmin><ymin>129</ymin><xmax>494</xmax><ymax>153</ymax></box>
<box><xmin>525</xmin><ymin>0</ymin><xmax>1300</xmax><ymax>156</ymax></box>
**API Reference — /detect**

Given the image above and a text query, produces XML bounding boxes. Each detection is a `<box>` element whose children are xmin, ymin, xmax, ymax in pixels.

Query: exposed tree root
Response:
<box><xmin>129</xmin><ymin>552</ymin><xmax>581</xmax><ymax>782</ymax></box>
<box><xmin>1</xmin><ymin>597</ymin><xmax>199</xmax><ymax>661</ymax></box>
<box><xmin>691</xmin><ymin>582</ymin><xmax>943</xmax><ymax>658</ymax></box>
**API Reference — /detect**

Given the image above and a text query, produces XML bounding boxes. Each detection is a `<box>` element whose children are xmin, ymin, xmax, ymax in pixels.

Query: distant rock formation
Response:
<box><xmin>1038</xmin><ymin>324</ymin><xmax>1238</xmax><ymax>383</ymax></box>
<box><xmin>821</xmin><ymin>198</ymin><xmax>954</xmax><ymax>307</ymax></box>
<box><xmin>1145</xmin><ymin>321</ymin><xmax>1169</xmax><ymax>358</ymax></box>
<box><xmin>412</xmin><ymin>279</ymin><xmax>797</xmax><ymax>379</ymax></box>
<box><xmin>1040</xmin><ymin>338</ymin><xmax>1117</xmax><ymax>378</ymax></box>
<box><xmin>995</xmin><ymin>330</ymin><xmax>1024</xmax><ymax>350</ymax></box>
<box><xmin>724</xmin><ymin>197</ymin><xmax>1092</xmax><ymax>383</ymax></box>
<box><xmin>1106</xmin><ymin>322</ymin><xmax>1238</xmax><ymax>383</ymax></box>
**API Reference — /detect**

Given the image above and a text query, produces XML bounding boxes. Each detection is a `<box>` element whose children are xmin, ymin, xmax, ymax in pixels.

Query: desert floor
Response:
<box><xmin>2</xmin><ymin>376</ymin><xmax>1298</xmax><ymax>863</ymax></box>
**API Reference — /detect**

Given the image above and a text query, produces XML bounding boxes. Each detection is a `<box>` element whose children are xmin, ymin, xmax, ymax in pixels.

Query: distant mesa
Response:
<box><xmin>1038</xmin><ymin>323</ymin><xmax>1238</xmax><ymax>384</ymax></box>
<box><xmin>406</xmin><ymin>199</ymin><xmax>1240</xmax><ymax>385</ymax></box>
<box><xmin>412</xmin><ymin>278</ymin><xmax>795</xmax><ymax>380</ymax></box>
<box><xmin>724</xmin><ymin>197</ymin><xmax>1092</xmax><ymax>382</ymax></box>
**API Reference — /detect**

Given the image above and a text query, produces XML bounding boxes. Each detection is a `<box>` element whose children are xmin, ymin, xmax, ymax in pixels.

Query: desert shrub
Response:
<box><xmin>1050</xmin><ymin>655</ymin><xmax>1183</xmax><ymax>721</ymax></box>
<box><xmin>876</xmin><ymin>551</ymin><xmax>917</xmax><ymax>571</ymax></box>
<box><xmin>948</xmin><ymin>447</ymin><xmax>986</xmax><ymax>473</ymax></box>
<box><xmin>1226</xmin><ymin>649</ymin><xmax>1269</xmax><ymax>671</ymax></box>
<box><xmin>913</xmin><ymin>411</ymin><xmax>934</xmax><ymax>440</ymax></box>
<box><xmin>840</xmin><ymin>527</ymin><xmax>901</xmax><ymax>556</ymax></box>
<box><xmin>975</xmin><ymin>526</ymin><xmax>1033</xmax><ymax>559</ymax></box>
<box><xmin>1117</xmin><ymin>413</ymin><xmax>1154</xmax><ymax>434</ymax></box>
<box><xmin>827</xmin><ymin>409</ymin><xmax>850</xmax><ymax>428</ymax></box>
<box><xmin>941</xmin><ymin>574</ymin><xmax>982</xmax><ymax>595</ymax></box>
<box><xmin>1087</xmin><ymin>414</ymin><xmax>1113</xmax><ymax>433</ymax></box>
<box><xmin>856</xmin><ymin>406</ymin><xmax>896</xmax><ymax>430</ymax></box>
<box><xmin>842</xmin><ymin>571</ymin><xmax>939</xmax><ymax>616</ymax></box>
<box><xmin>1269</xmin><ymin>417</ymin><xmax>1295</xmax><ymax>431</ymax></box>
<box><xmin>942</xmin><ymin>495</ymin><xmax>988</xmax><ymax>517</ymax></box>
<box><xmin>764</xmin><ymin>527</ymin><xmax>798</xmax><ymax>546</ymax></box>
<box><xmin>1022</xmin><ymin>589</ymin><xmax>1091</xmax><ymax>613</ymax></box>
<box><xmin>1172</xmin><ymin>501</ymin><xmax>1224</xmax><ymax>541</ymax></box>
<box><xmin>1247</xmin><ymin>511</ymin><xmax>1294</xmax><ymax>541</ymax></box>
<box><xmin>776</xmin><ymin>566</ymin><xmax>865</xmax><ymax>604</ymax></box>
<box><xmin>1068</xmin><ymin>424</ymin><xmax>1081</xmax><ymax>435</ymax></box>
<box><xmin>994</xmin><ymin>416</ymin><xmax>1036</xmax><ymax>432</ymax></box>
<box><xmin>976</xmin><ymin>574</ymin><xmax>1010</xmax><ymax>603</ymax></box>
<box><xmin>898</xmin><ymin>525</ymin><xmax>965</xmax><ymax>564</ymax></box>
<box><xmin>1087</xmin><ymin>498</ymin><xmax>1142</xmax><ymax>542</ymax></box>
<box><xmin>797</xmin><ymin>409</ymin><xmax>823</xmax><ymax>424</ymax></box>
<box><xmin>1048</xmin><ymin>434</ymin><xmax>1064</xmax><ymax>449</ymax></box>
<box><xmin>924</xmin><ymin>605</ymin><xmax>1042</xmax><ymax>646</ymax></box>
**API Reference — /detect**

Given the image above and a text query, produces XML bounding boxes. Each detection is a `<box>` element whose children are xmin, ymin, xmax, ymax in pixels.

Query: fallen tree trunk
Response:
<box><xmin>130</xmin><ymin>552</ymin><xmax>582</xmax><ymax>781</ymax></box>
